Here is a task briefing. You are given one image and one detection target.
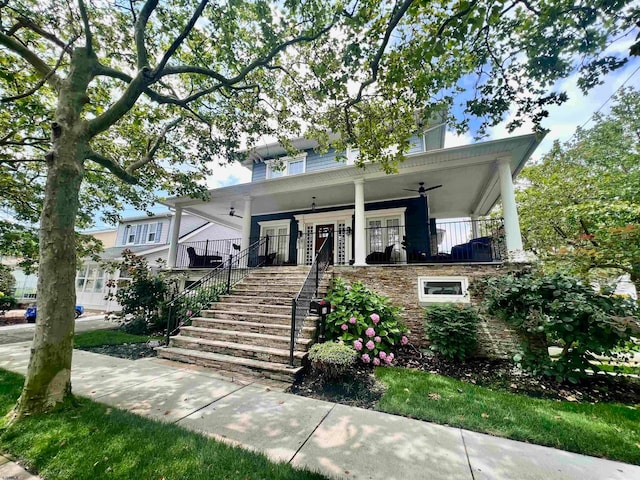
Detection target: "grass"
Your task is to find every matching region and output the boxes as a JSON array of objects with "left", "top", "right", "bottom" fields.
[
  {"left": 0, "top": 369, "right": 326, "bottom": 480},
  {"left": 73, "top": 330, "right": 161, "bottom": 348},
  {"left": 594, "top": 363, "right": 640, "bottom": 375},
  {"left": 375, "top": 367, "right": 640, "bottom": 465}
]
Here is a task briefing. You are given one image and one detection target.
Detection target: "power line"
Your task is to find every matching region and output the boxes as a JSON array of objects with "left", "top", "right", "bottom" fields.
[{"left": 576, "top": 62, "right": 640, "bottom": 131}]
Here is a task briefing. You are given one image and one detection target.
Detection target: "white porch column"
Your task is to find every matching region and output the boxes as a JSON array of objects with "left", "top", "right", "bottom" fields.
[
  {"left": 497, "top": 158, "right": 523, "bottom": 253},
  {"left": 353, "top": 179, "right": 366, "bottom": 266},
  {"left": 167, "top": 205, "right": 182, "bottom": 268},
  {"left": 470, "top": 214, "right": 480, "bottom": 239},
  {"left": 241, "top": 196, "right": 252, "bottom": 251}
]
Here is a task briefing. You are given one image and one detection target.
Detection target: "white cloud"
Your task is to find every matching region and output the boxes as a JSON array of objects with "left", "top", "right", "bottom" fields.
[
  {"left": 444, "top": 130, "right": 474, "bottom": 148},
  {"left": 487, "top": 56, "right": 640, "bottom": 161},
  {"left": 205, "top": 160, "right": 252, "bottom": 189}
]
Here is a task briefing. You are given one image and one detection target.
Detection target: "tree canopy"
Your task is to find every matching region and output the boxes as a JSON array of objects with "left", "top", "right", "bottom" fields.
[
  {"left": 0, "top": 0, "right": 638, "bottom": 416},
  {"left": 517, "top": 87, "right": 640, "bottom": 291}
]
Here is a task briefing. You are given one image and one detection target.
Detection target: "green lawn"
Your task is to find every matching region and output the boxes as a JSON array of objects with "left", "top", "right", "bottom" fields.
[
  {"left": 375, "top": 367, "right": 640, "bottom": 465},
  {"left": 73, "top": 330, "right": 161, "bottom": 348},
  {"left": 594, "top": 363, "right": 640, "bottom": 376},
  {"left": 0, "top": 369, "right": 326, "bottom": 480}
]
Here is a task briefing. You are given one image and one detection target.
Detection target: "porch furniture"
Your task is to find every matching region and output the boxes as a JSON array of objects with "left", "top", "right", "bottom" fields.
[
  {"left": 258, "top": 252, "right": 278, "bottom": 266},
  {"left": 450, "top": 236, "right": 493, "bottom": 261},
  {"left": 366, "top": 244, "right": 395, "bottom": 264},
  {"left": 186, "top": 247, "right": 224, "bottom": 268}
]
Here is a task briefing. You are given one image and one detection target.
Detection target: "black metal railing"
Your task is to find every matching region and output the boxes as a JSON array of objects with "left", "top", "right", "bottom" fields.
[
  {"left": 363, "top": 218, "right": 505, "bottom": 264},
  {"left": 432, "top": 218, "right": 505, "bottom": 262},
  {"left": 289, "top": 233, "right": 333, "bottom": 366},
  {"left": 176, "top": 238, "right": 242, "bottom": 268},
  {"left": 249, "top": 234, "right": 292, "bottom": 266},
  {"left": 164, "top": 237, "right": 268, "bottom": 344}
]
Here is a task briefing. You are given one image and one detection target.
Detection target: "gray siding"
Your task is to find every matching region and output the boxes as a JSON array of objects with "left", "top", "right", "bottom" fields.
[
  {"left": 424, "top": 124, "right": 446, "bottom": 150},
  {"left": 116, "top": 218, "right": 171, "bottom": 246},
  {"left": 306, "top": 148, "right": 344, "bottom": 172}
]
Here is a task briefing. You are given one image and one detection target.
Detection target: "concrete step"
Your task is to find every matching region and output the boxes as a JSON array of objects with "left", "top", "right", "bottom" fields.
[
  {"left": 170, "top": 335, "right": 305, "bottom": 366},
  {"left": 218, "top": 295, "right": 294, "bottom": 305},
  {"left": 212, "top": 302, "right": 293, "bottom": 314},
  {"left": 231, "top": 284, "right": 303, "bottom": 294},
  {"left": 156, "top": 346, "right": 304, "bottom": 382},
  {"left": 190, "top": 317, "right": 317, "bottom": 338},
  {"left": 180, "top": 326, "right": 312, "bottom": 351},
  {"left": 199, "top": 310, "right": 292, "bottom": 325}
]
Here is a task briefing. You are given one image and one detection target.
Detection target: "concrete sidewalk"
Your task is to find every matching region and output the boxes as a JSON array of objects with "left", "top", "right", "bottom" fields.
[
  {"left": 1, "top": 342, "right": 638, "bottom": 480},
  {"left": 0, "top": 315, "right": 113, "bottom": 345}
]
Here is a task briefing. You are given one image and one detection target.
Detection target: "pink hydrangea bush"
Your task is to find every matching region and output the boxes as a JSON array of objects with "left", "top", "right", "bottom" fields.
[{"left": 324, "top": 278, "right": 410, "bottom": 366}]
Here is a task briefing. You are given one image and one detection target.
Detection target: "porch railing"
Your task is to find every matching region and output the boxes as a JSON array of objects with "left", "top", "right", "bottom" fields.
[
  {"left": 289, "top": 233, "right": 333, "bottom": 366},
  {"left": 164, "top": 237, "right": 267, "bottom": 343},
  {"left": 364, "top": 217, "right": 505, "bottom": 263},
  {"left": 176, "top": 238, "right": 242, "bottom": 268}
]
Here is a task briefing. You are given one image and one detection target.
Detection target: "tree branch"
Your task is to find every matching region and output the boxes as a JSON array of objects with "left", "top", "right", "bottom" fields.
[
  {"left": 9, "top": 16, "right": 70, "bottom": 52},
  {"left": 77, "top": 0, "right": 94, "bottom": 54},
  {"left": 85, "top": 149, "right": 139, "bottom": 184},
  {"left": 1, "top": 37, "right": 72, "bottom": 103},
  {"left": 0, "top": 32, "right": 62, "bottom": 92},
  {"left": 135, "top": 0, "right": 160, "bottom": 69},
  {"left": 347, "top": 0, "right": 414, "bottom": 107},
  {"left": 153, "top": 0, "right": 209, "bottom": 78},
  {"left": 127, "top": 118, "right": 181, "bottom": 171}
]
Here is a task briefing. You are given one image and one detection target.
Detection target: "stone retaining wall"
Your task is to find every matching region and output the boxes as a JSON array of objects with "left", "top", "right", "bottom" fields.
[{"left": 332, "top": 263, "right": 527, "bottom": 359}]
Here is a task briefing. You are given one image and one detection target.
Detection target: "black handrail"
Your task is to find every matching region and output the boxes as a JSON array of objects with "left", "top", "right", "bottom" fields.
[
  {"left": 289, "top": 233, "right": 332, "bottom": 366},
  {"left": 164, "top": 237, "right": 268, "bottom": 344}
]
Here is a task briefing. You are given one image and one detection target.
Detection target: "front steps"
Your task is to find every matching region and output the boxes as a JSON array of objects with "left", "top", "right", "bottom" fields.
[{"left": 157, "top": 266, "right": 331, "bottom": 382}]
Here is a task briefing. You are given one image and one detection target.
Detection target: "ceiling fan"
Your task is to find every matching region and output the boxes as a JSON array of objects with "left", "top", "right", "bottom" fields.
[{"left": 403, "top": 182, "right": 442, "bottom": 197}]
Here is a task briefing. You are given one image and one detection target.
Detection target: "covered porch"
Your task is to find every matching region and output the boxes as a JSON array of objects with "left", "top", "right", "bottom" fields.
[{"left": 163, "top": 134, "right": 542, "bottom": 268}]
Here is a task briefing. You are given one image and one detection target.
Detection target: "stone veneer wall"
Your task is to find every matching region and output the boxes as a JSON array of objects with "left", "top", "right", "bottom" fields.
[{"left": 332, "top": 263, "right": 528, "bottom": 359}]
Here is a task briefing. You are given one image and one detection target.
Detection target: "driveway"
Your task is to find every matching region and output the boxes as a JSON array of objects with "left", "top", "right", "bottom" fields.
[{"left": 0, "top": 315, "right": 114, "bottom": 345}]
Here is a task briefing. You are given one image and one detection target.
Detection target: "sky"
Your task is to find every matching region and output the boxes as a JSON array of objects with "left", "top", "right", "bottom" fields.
[{"left": 110, "top": 43, "right": 640, "bottom": 227}]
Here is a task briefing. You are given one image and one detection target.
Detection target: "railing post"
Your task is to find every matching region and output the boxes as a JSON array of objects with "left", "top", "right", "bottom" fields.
[
  {"left": 165, "top": 303, "right": 173, "bottom": 345},
  {"left": 205, "top": 239, "right": 209, "bottom": 257},
  {"left": 289, "top": 299, "right": 296, "bottom": 367},
  {"left": 226, "top": 254, "right": 233, "bottom": 294}
]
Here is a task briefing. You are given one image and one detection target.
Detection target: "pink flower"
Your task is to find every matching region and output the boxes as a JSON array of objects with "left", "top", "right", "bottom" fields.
[
  {"left": 361, "top": 353, "right": 371, "bottom": 363},
  {"left": 366, "top": 340, "right": 375, "bottom": 350},
  {"left": 346, "top": 285, "right": 352, "bottom": 291},
  {"left": 401, "top": 335, "right": 409, "bottom": 345},
  {"left": 341, "top": 323, "right": 348, "bottom": 331},
  {"left": 186, "top": 310, "right": 193, "bottom": 317},
  {"left": 379, "top": 351, "right": 387, "bottom": 360},
  {"left": 385, "top": 353, "right": 394, "bottom": 364},
  {"left": 370, "top": 313, "right": 380, "bottom": 324},
  {"left": 354, "top": 340, "right": 363, "bottom": 351},
  {"left": 365, "top": 327, "right": 375, "bottom": 337},
  {"left": 374, "top": 336, "right": 381, "bottom": 343},
  {"left": 373, "top": 357, "right": 381, "bottom": 366},
  {"left": 358, "top": 338, "right": 363, "bottom": 343},
  {"left": 349, "top": 316, "right": 357, "bottom": 324}
]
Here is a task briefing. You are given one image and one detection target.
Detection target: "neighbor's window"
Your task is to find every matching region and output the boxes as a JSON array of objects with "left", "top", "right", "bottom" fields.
[
  {"left": 418, "top": 276, "right": 470, "bottom": 304},
  {"left": 266, "top": 154, "right": 306, "bottom": 179}
]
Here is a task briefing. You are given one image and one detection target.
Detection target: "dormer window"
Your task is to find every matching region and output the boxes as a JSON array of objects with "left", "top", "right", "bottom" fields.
[{"left": 266, "top": 154, "right": 306, "bottom": 179}]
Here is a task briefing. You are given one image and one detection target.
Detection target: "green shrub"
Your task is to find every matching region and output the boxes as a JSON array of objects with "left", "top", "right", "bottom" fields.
[
  {"left": 308, "top": 341, "right": 358, "bottom": 380},
  {"left": 424, "top": 304, "right": 480, "bottom": 361},
  {"left": 481, "top": 271, "right": 639, "bottom": 382},
  {"left": 325, "top": 278, "right": 409, "bottom": 365}
]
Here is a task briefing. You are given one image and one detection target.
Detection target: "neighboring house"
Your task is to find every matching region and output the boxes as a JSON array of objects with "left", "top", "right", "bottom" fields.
[
  {"left": 162, "top": 122, "right": 543, "bottom": 270},
  {"left": 76, "top": 213, "right": 241, "bottom": 311}
]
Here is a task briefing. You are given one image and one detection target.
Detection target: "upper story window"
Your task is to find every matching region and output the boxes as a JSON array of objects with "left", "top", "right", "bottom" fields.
[
  {"left": 123, "top": 222, "right": 163, "bottom": 245},
  {"left": 266, "top": 154, "right": 306, "bottom": 179}
]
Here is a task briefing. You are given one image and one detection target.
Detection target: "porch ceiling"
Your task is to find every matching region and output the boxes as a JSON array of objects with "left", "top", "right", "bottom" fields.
[{"left": 163, "top": 133, "right": 542, "bottom": 225}]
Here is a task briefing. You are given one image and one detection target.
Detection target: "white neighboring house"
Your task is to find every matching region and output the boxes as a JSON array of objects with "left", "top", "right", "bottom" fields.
[{"left": 76, "top": 212, "right": 241, "bottom": 311}]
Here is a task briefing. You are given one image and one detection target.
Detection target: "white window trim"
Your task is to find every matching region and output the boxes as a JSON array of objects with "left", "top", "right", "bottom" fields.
[
  {"left": 125, "top": 225, "right": 138, "bottom": 245},
  {"left": 266, "top": 153, "right": 307, "bottom": 179},
  {"left": 146, "top": 222, "right": 158, "bottom": 243},
  {"left": 418, "top": 276, "right": 470, "bottom": 304}
]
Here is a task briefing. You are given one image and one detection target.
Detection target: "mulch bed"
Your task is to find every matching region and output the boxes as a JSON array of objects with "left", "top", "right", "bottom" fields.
[
  {"left": 394, "top": 345, "right": 640, "bottom": 405},
  {"left": 290, "top": 364, "right": 386, "bottom": 409},
  {"left": 291, "top": 346, "right": 640, "bottom": 407},
  {"left": 77, "top": 343, "right": 158, "bottom": 360}
]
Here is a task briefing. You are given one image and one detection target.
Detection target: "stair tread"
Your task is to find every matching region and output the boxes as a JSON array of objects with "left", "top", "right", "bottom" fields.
[
  {"left": 157, "top": 346, "right": 304, "bottom": 374},
  {"left": 181, "top": 326, "right": 312, "bottom": 344},
  {"left": 192, "top": 317, "right": 316, "bottom": 331},
  {"left": 203, "top": 309, "right": 292, "bottom": 319},
  {"left": 172, "top": 335, "right": 306, "bottom": 358}
]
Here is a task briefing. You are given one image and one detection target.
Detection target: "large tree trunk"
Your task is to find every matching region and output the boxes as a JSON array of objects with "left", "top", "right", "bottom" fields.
[{"left": 10, "top": 48, "right": 92, "bottom": 420}]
